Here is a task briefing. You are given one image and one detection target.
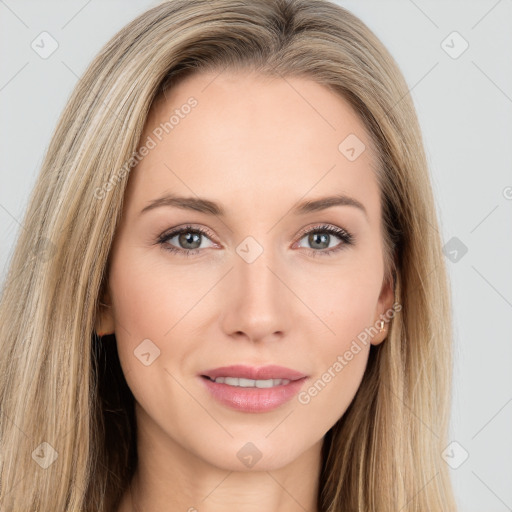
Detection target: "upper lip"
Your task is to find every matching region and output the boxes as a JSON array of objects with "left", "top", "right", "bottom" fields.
[{"left": 201, "top": 364, "right": 307, "bottom": 381}]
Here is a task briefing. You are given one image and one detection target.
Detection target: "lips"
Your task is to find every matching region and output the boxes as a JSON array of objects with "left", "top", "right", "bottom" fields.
[
  {"left": 200, "top": 364, "right": 307, "bottom": 381},
  {"left": 198, "top": 364, "right": 308, "bottom": 413}
]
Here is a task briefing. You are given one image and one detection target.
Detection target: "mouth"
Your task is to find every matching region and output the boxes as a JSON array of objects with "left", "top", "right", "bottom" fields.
[
  {"left": 201, "top": 375, "right": 292, "bottom": 388},
  {"left": 198, "top": 364, "right": 308, "bottom": 413},
  {"left": 200, "top": 364, "right": 307, "bottom": 381}
]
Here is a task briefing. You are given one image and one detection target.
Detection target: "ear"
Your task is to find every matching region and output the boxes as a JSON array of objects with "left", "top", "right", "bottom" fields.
[
  {"left": 94, "top": 286, "right": 115, "bottom": 336},
  {"left": 370, "top": 272, "right": 395, "bottom": 346}
]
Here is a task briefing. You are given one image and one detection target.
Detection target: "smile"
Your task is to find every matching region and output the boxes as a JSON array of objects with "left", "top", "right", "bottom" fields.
[{"left": 204, "top": 376, "right": 291, "bottom": 387}]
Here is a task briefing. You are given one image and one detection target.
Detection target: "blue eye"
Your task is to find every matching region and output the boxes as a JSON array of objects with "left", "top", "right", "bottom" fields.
[
  {"left": 157, "top": 225, "right": 215, "bottom": 256},
  {"left": 157, "top": 223, "right": 354, "bottom": 257},
  {"left": 295, "top": 224, "right": 354, "bottom": 257}
]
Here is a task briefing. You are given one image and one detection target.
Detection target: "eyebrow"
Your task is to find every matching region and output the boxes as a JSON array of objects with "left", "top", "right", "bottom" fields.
[{"left": 139, "top": 192, "right": 367, "bottom": 219}]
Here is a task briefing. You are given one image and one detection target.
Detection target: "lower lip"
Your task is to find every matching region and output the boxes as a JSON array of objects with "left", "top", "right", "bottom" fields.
[{"left": 200, "top": 376, "right": 307, "bottom": 413}]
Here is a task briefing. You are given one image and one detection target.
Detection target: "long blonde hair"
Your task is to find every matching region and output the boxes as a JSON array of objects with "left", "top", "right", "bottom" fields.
[{"left": 0, "top": 1, "right": 456, "bottom": 510}]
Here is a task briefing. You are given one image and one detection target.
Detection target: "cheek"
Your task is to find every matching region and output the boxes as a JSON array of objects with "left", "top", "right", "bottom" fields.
[
  {"left": 290, "top": 256, "right": 382, "bottom": 418},
  {"left": 106, "top": 250, "right": 186, "bottom": 379},
  {"left": 107, "top": 248, "right": 220, "bottom": 392},
  {"left": 294, "top": 278, "right": 376, "bottom": 432},
  {"left": 106, "top": 250, "right": 204, "bottom": 425},
  {"left": 295, "top": 258, "right": 383, "bottom": 342},
  {"left": 108, "top": 248, "right": 208, "bottom": 339}
]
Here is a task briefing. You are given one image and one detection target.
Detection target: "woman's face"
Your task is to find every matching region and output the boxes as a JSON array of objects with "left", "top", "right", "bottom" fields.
[{"left": 97, "top": 70, "right": 394, "bottom": 472}]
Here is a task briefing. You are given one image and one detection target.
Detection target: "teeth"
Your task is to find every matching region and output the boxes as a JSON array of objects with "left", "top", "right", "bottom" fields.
[{"left": 211, "top": 377, "right": 291, "bottom": 387}]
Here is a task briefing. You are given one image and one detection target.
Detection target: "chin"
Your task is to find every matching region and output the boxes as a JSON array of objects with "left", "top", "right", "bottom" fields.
[{"left": 192, "top": 434, "right": 312, "bottom": 473}]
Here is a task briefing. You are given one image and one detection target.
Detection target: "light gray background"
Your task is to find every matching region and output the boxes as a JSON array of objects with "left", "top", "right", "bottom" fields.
[{"left": 1, "top": 1, "right": 511, "bottom": 510}]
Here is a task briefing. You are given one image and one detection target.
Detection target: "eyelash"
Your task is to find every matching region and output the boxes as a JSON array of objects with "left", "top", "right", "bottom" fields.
[{"left": 156, "top": 223, "right": 354, "bottom": 258}]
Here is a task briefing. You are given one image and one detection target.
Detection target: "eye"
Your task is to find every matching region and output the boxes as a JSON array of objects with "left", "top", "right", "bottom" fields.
[
  {"left": 156, "top": 223, "right": 354, "bottom": 257},
  {"left": 157, "top": 225, "right": 216, "bottom": 256},
  {"left": 295, "top": 224, "right": 354, "bottom": 256}
]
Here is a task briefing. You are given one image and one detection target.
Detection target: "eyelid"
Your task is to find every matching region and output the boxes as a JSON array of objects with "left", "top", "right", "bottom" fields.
[
  {"left": 294, "top": 222, "right": 351, "bottom": 241},
  {"left": 156, "top": 224, "right": 219, "bottom": 248}
]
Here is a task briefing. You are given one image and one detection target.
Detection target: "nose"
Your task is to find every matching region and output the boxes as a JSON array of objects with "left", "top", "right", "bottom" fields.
[{"left": 219, "top": 242, "right": 293, "bottom": 344}]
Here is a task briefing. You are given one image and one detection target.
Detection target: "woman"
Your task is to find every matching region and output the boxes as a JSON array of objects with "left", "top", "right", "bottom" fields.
[{"left": 0, "top": 0, "right": 457, "bottom": 510}]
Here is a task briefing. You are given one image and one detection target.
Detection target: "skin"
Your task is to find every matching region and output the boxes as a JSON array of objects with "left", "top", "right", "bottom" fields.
[{"left": 96, "top": 70, "right": 394, "bottom": 512}]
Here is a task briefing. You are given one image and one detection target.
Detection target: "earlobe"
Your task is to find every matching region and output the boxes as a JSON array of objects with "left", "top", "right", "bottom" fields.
[
  {"left": 370, "top": 274, "right": 395, "bottom": 346},
  {"left": 371, "top": 317, "right": 388, "bottom": 346}
]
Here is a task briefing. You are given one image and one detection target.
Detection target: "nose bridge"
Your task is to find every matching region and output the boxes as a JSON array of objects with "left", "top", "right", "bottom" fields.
[
  {"left": 237, "top": 235, "right": 283, "bottom": 308},
  {"left": 222, "top": 235, "right": 289, "bottom": 341}
]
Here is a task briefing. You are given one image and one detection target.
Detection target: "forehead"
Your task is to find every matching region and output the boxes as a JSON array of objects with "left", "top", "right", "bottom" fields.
[{"left": 124, "top": 70, "right": 381, "bottom": 223}]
